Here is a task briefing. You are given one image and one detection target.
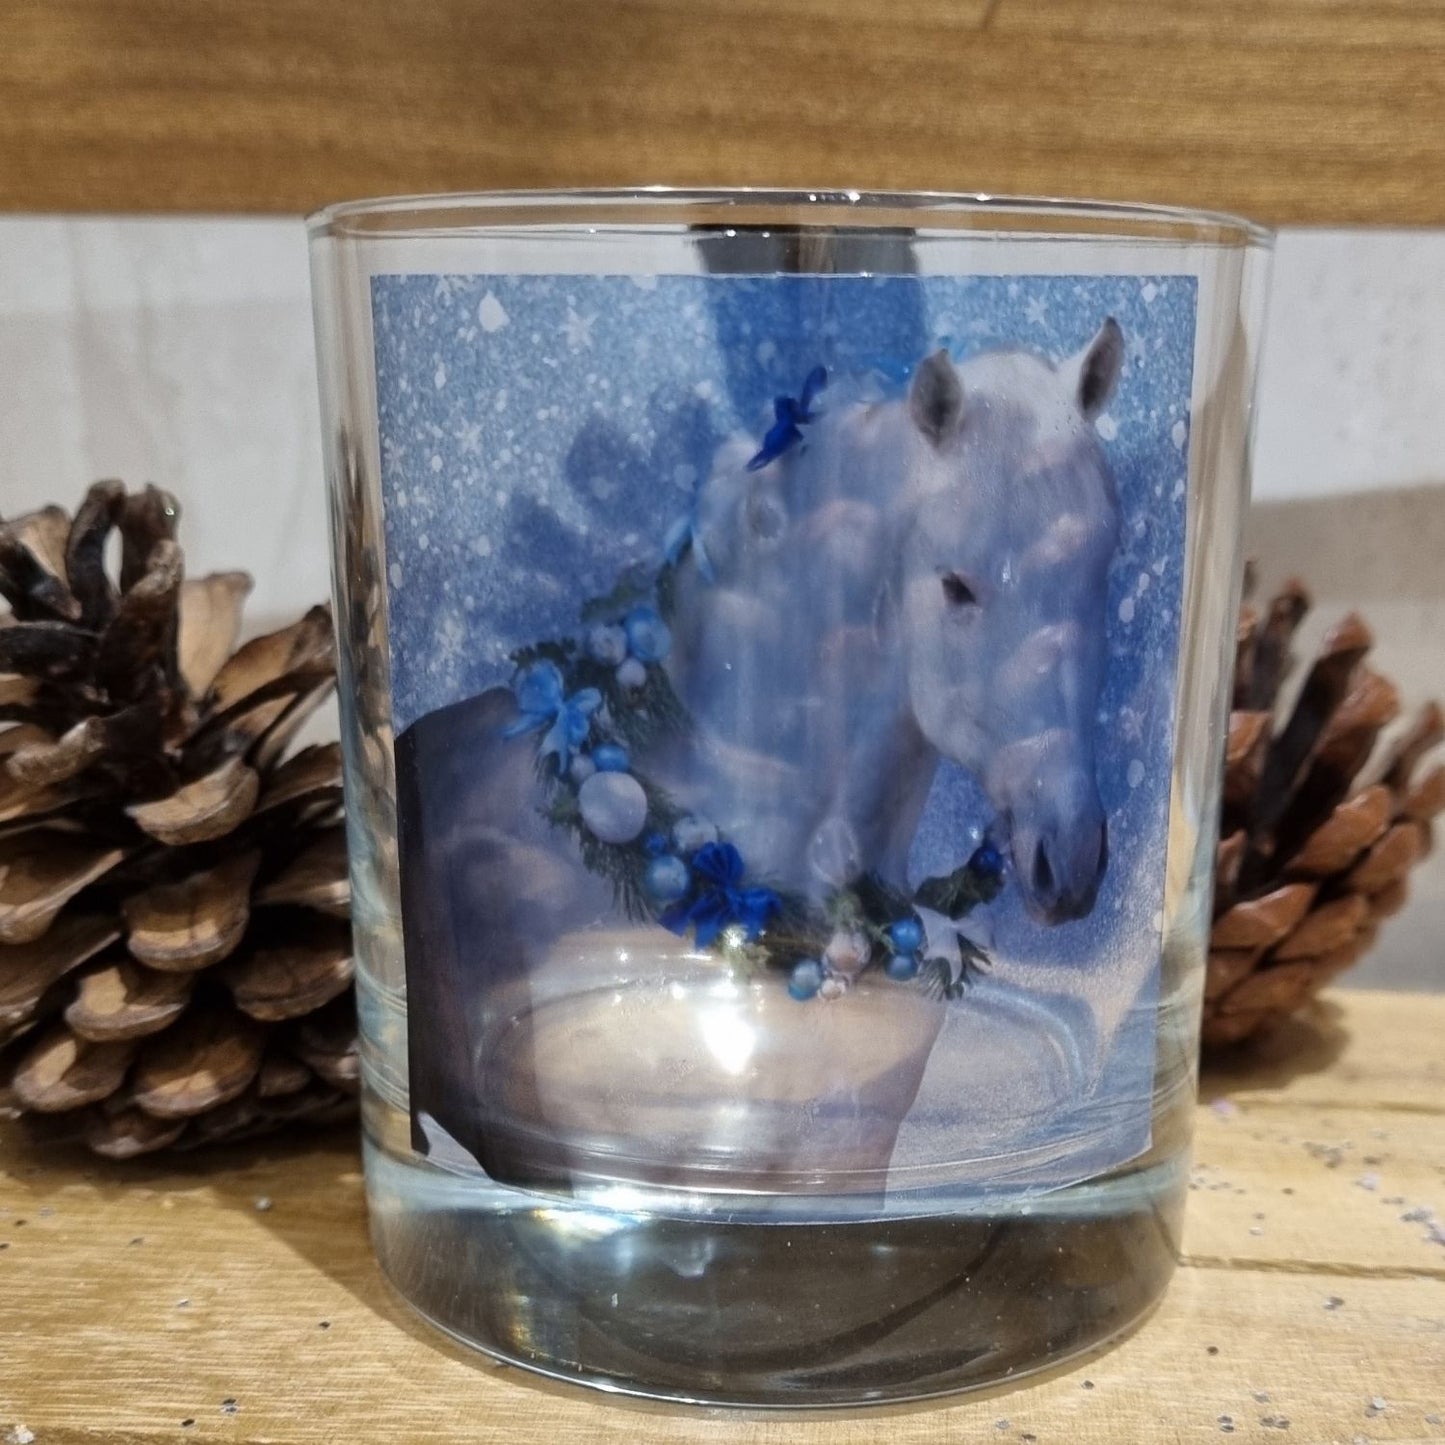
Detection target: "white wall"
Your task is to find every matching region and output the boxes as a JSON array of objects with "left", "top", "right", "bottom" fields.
[
  {"left": 2, "top": 219, "right": 1443, "bottom": 622},
  {"left": 0, "top": 219, "right": 325, "bottom": 635},
  {"left": 1, "top": 218, "right": 1441, "bottom": 988}
]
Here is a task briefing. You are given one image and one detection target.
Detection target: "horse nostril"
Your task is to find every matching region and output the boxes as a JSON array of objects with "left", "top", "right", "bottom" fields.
[{"left": 1032, "top": 840, "right": 1055, "bottom": 900}]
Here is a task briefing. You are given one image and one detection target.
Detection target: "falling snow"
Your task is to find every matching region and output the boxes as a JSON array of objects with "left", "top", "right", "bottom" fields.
[{"left": 370, "top": 269, "right": 1198, "bottom": 1077}]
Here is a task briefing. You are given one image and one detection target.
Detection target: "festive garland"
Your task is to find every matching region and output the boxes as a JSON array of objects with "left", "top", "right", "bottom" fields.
[{"left": 502, "top": 367, "right": 1005, "bottom": 1002}]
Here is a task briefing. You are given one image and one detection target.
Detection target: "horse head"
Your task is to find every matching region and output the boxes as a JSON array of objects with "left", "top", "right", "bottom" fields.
[{"left": 894, "top": 320, "right": 1125, "bottom": 923}]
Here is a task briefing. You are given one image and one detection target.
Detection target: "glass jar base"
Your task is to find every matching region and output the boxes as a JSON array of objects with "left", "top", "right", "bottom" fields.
[{"left": 364, "top": 1136, "right": 1183, "bottom": 1408}]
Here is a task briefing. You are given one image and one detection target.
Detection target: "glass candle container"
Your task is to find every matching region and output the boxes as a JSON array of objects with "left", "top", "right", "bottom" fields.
[{"left": 310, "top": 190, "right": 1271, "bottom": 1407}]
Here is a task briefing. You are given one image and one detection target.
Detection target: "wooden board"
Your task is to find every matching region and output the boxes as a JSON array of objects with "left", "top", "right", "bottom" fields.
[
  {"left": 2, "top": 0, "right": 1444, "bottom": 221},
  {"left": 1, "top": 988, "right": 1443, "bottom": 1442}
]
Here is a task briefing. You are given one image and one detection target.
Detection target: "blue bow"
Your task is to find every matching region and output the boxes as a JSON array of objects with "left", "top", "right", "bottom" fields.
[
  {"left": 747, "top": 365, "right": 827, "bottom": 472},
  {"left": 502, "top": 660, "right": 601, "bottom": 772},
  {"left": 663, "top": 511, "right": 717, "bottom": 583},
  {"left": 659, "top": 841, "right": 782, "bottom": 948}
]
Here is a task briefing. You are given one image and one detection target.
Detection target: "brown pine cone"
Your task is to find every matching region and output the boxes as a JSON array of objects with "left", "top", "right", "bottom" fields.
[
  {"left": 0, "top": 482, "right": 357, "bottom": 1156},
  {"left": 1203, "top": 573, "right": 1444, "bottom": 1048}
]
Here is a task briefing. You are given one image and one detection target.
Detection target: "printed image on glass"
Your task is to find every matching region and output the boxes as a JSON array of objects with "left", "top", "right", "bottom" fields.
[{"left": 372, "top": 272, "right": 1198, "bottom": 1197}]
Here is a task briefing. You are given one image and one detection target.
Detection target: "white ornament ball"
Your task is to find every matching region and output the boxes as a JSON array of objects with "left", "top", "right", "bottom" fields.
[
  {"left": 818, "top": 974, "right": 850, "bottom": 1002},
  {"left": 615, "top": 657, "right": 647, "bottom": 691},
  {"left": 823, "top": 929, "right": 870, "bottom": 980},
  {"left": 578, "top": 771, "right": 648, "bottom": 844},
  {"left": 585, "top": 623, "right": 628, "bottom": 666},
  {"left": 672, "top": 814, "right": 718, "bottom": 854}
]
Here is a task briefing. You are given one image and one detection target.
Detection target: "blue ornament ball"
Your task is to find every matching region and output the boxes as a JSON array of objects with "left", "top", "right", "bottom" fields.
[
  {"left": 643, "top": 854, "right": 690, "bottom": 905},
  {"left": 886, "top": 916, "right": 924, "bottom": 955},
  {"left": 591, "top": 742, "right": 631, "bottom": 773},
  {"left": 971, "top": 840, "right": 1005, "bottom": 881},
  {"left": 885, "top": 952, "right": 920, "bottom": 981},
  {"left": 624, "top": 606, "right": 672, "bottom": 663},
  {"left": 788, "top": 959, "right": 825, "bottom": 1001},
  {"left": 585, "top": 623, "right": 628, "bottom": 666}
]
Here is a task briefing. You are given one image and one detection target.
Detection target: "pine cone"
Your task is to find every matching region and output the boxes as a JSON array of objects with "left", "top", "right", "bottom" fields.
[
  {"left": 1204, "top": 572, "right": 1445, "bottom": 1049},
  {"left": 0, "top": 482, "right": 357, "bottom": 1156}
]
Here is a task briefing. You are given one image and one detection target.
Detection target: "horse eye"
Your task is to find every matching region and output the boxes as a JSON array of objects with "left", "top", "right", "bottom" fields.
[{"left": 940, "top": 572, "right": 978, "bottom": 607}]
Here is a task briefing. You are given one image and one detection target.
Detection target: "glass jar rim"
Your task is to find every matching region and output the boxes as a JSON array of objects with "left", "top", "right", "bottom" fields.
[{"left": 308, "top": 186, "right": 1274, "bottom": 249}]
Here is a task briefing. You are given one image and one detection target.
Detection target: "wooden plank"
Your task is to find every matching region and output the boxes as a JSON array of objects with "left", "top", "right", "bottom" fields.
[
  {"left": 996, "top": 0, "right": 1445, "bottom": 48},
  {"left": 0, "top": 1180, "right": 1441, "bottom": 1442},
  {"left": 1184, "top": 1103, "right": 1445, "bottom": 1274},
  {"left": 1201, "top": 990, "right": 1445, "bottom": 1111},
  {"left": 1, "top": 0, "right": 1444, "bottom": 221},
  {"left": 0, "top": 988, "right": 1441, "bottom": 1441}
]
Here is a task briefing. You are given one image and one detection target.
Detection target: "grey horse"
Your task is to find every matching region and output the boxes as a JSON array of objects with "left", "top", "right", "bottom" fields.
[{"left": 395, "top": 320, "right": 1125, "bottom": 1184}]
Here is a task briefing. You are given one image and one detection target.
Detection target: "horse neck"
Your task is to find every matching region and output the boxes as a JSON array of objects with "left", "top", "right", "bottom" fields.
[{"left": 660, "top": 396, "right": 937, "bottom": 889}]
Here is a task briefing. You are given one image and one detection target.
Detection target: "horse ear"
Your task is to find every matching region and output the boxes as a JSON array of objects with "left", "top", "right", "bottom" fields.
[
  {"left": 1071, "top": 317, "right": 1125, "bottom": 419},
  {"left": 909, "top": 350, "right": 965, "bottom": 446}
]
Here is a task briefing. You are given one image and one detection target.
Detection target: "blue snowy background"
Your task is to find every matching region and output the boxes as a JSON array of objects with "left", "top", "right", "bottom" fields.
[{"left": 371, "top": 271, "right": 1197, "bottom": 997}]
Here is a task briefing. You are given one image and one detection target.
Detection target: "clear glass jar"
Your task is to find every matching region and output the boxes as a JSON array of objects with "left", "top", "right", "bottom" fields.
[{"left": 309, "top": 190, "right": 1272, "bottom": 1407}]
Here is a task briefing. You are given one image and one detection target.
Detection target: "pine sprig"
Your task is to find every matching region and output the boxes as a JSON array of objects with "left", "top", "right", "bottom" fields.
[
  {"left": 915, "top": 854, "right": 1005, "bottom": 919},
  {"left": 511, "top": 638, "right": 577, "bottom": 672},
  {"left": 655, "top": 558, "right": 681, "bottom": 624},
  {"left": 607, "top": 665, "right": 689, "bottom": 749}
]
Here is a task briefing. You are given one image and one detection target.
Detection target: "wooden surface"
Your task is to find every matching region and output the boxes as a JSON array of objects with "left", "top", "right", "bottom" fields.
[
  {"left": 1, "top": 989, "right": 1443, "bottom": 1442},
  {"left": 2, "top": 1, "right": 1445, "bottom": 222}
]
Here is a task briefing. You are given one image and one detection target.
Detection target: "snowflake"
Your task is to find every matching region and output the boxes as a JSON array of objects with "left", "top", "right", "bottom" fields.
[
  {"left": 562, "top": 307, "right": 596, "bottom": 349},
  {"left": 478, "top": 292, "right": 509, "bottom": 332},
  {"left": 455, "top": 420, "right": 483, "bottom": 455},
  {"left": 1119, "top": 706, "right": 1145, "bottom": 743},
  {"left": 1023, "top": 296, "right": 1049, "bottom": 328},
  {"left": 436, "top": 611, "right": 467, "bottom": 669}
]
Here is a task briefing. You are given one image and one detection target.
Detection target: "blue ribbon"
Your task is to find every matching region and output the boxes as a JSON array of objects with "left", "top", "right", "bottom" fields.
[
  {"left": 663, "top": 511, "right": 717, "bottom": 583},
  {"left": 747, "top": 365, "right": 827, "bottom": 472},
  {"left": 502, "top": 660, "right": 601, "bottom": 772},
  {"left": 659, "top": 841, "right": 782, "bottom": 948}
]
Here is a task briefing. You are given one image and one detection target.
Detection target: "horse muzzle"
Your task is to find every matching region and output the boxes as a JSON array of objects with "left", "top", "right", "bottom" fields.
[{"left": 1015, "top": 814, "right": 1108, "bottom": 925}]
